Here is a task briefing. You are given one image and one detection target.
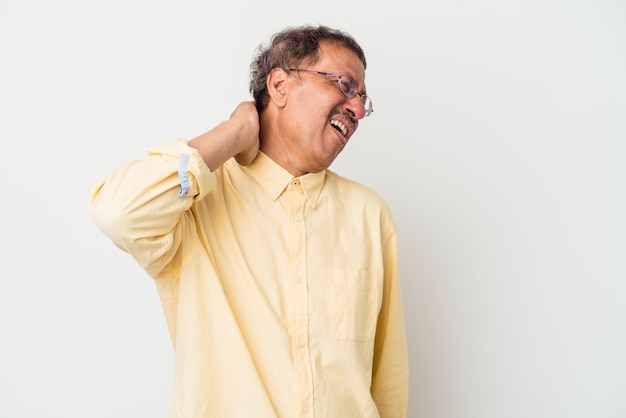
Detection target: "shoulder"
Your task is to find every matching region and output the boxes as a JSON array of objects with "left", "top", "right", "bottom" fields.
[
  {"left": 325, "top": 170, "right": 397, "bottom": 245},
  {"left": 325, "top": 170, "right": 395, "bottom": 225}
]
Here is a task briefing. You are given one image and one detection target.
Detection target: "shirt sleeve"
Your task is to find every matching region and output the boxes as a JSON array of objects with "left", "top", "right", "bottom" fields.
[
  {"left": 371, "top": 231, "right": 410, "bottom": 418},
  {"left": 88, "top": 139, "right": 216, "bottom": 277}
]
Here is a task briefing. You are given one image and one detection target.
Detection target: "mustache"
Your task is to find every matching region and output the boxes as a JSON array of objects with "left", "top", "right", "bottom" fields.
[{"left": 329, "top": 109, "right": 357, "bottom": 128}]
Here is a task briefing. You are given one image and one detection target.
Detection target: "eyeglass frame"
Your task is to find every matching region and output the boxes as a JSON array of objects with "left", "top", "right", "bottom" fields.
[{"left": 287, "top": 68, "right": 374, "bottom": 117}]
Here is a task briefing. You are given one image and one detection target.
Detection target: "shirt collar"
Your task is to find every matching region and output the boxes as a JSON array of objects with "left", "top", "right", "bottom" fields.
[{"left": 245, "top": 151, "right": 325, "bottom": 207}]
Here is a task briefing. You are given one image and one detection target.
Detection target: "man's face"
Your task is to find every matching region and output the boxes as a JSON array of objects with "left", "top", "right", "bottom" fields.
[{"left": 281, "top": 41, "right": 368, "bottom": 174}]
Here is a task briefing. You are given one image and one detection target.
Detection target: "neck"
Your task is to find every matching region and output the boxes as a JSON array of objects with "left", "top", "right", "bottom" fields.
[{"left": 259, "top": 111, "right": 308, "bottom": 177}]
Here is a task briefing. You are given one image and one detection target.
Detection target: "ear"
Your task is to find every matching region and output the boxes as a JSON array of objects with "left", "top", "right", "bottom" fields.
[{"left": 266, "top": 67, "right": 289, "bottom": 108}]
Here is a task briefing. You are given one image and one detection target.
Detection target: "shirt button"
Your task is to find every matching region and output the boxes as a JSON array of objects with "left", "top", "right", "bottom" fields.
[
  {"left": 302, "top": 405, "right": 309, "bottom": 413},
  {"left": 298, "top": 339, "right": 305, "bottom": 348},
  {"left": 294, "top": 215, "right": 301, "bottom": 222},
  {"left": 295, "top": 276, "right": 302, "bottom": 283}
]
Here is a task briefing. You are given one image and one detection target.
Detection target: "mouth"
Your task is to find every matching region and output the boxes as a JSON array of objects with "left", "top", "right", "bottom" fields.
[
  {"left": 329, "top": 111, "right": 357, "bottom": 141},
  {"left": 330, "top": 119, "right": 348, "bottom": 137}
]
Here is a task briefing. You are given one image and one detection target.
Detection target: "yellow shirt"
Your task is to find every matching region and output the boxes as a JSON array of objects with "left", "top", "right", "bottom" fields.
[{"left": 89, "top": 139, "right": 408, "bottom": 418}]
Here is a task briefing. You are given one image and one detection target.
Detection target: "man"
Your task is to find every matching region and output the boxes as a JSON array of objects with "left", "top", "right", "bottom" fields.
[{"left": 90, "top": 24, "right": 408, "bottom": 417}]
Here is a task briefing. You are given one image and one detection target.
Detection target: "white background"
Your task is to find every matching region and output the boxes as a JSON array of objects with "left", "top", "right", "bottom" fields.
[{"left": 1, "top": 0, "right": 624, "bottom": 417}]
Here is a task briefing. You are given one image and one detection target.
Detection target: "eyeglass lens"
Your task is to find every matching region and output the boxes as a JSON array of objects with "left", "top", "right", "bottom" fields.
[{"left": 339, "top": 76, "right": 372, "bottom": 115}]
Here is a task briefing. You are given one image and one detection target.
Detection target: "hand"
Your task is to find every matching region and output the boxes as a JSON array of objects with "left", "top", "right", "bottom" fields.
[
  {"left": 229, "top": 101, "right": 260, "bottom": 166},
  {"left": 188, "top": 101, "right": 260, "bottom": 171}
]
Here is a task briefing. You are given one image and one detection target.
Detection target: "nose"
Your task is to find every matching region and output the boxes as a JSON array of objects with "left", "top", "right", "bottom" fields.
[{"left": 345, "top": 95, "right": 366, "bottom": 120}]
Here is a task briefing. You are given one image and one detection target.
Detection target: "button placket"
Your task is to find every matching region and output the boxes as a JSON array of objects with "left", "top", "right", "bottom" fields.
[{"left": 284, "top": 179, "right": 314, "bottom": 416}]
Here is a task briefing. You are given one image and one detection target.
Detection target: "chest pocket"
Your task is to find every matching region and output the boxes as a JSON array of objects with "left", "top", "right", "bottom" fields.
[{"left": 329, "top": 269, "right": 381, "bottom": 341}]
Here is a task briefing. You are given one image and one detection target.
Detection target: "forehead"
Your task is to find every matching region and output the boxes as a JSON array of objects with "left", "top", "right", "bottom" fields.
[{"left": 316, "top": 40, "right": 366, "bottom": 82}]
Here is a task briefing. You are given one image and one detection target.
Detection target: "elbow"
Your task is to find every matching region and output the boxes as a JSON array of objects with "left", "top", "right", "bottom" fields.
[{"left": 89, "top": 184, "right": 136, "bottom": 251}]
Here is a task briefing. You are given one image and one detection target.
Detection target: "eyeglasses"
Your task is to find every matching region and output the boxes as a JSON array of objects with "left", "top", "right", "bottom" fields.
[{"left": 288, "top": 68, "right": 374, "bottom": 117}]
